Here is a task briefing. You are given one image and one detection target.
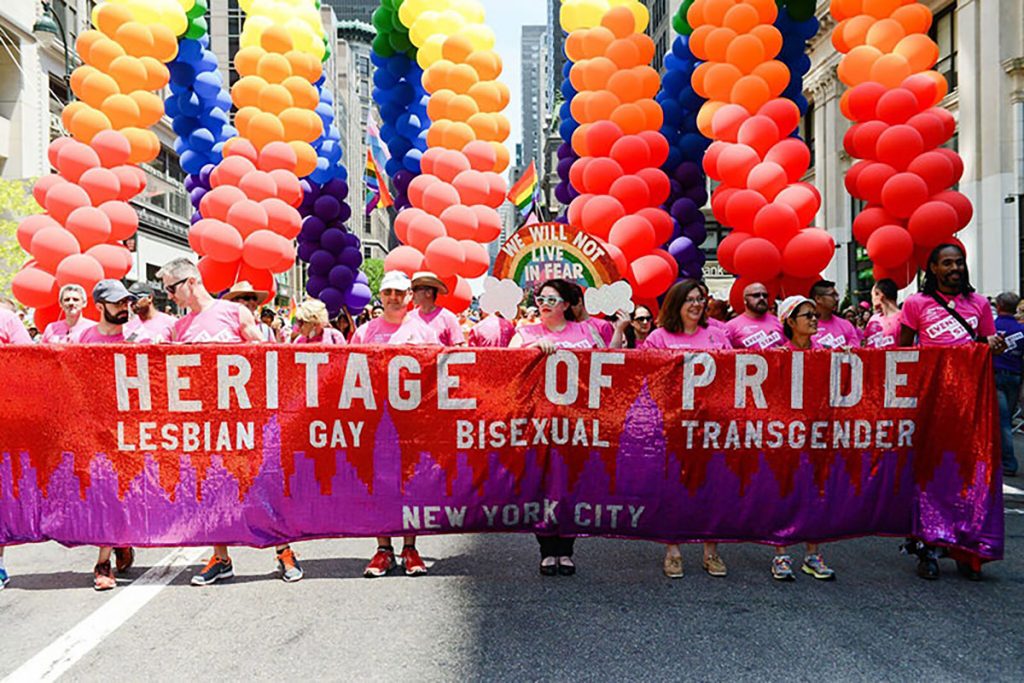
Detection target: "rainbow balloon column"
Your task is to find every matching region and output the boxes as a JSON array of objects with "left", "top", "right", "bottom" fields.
[
  {"left": 167, "top": 36, "right": 234, "bottom": 177},
  {"left": 562, "top": 5, "right": 682, "bottom": 300},
  {"left": 554, "top": 54, "right": 581, "bottom": 221},
  {"left": 830, "top": 0, "right": 970, "bottom": 288},
  {"left": 658, "top": 0, "right": 711, "bottom": 280},
  {"left": 381, "top": 0, "right": 511, "bottom": 313},
  {"left": 774, "top": 1, "right": 818, "bottom": 115},
  {"left": 11, "top": 0, "right": 189, "bottom": 330},
  {"left": 370, "top": 4, "right": 431, "bottom": 210},
  {"left": 687, "top": 0, "right": 832, "bottom": 311}
]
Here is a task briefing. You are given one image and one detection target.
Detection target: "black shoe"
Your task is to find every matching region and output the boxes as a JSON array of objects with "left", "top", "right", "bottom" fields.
[
  {"left": 956, "top": 560, "right": 983, "bottom": 581},
  {"left": 539, "top": 557, "right": 557, "bottom": 576},
  {"left": 557, "top": 556, "right": 576, "bottom": 576},
  {"left": 1004, "top": 469, "right": 1017, "bottom": 478},
  {"left": 917, "top": 556, "right": 939, "bottom": 580}
]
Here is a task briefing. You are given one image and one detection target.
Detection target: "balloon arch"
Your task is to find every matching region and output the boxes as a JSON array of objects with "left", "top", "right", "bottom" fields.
[{"left": 12, "top": 0, "right": 970, "bottom": 325}]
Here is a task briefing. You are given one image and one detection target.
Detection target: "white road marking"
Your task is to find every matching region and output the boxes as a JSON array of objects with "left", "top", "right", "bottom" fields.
[
  {"left": 1004, "top": 483, "right": 1024, "bottom": 496},
  {"left": 2, "top": 547, "right": 204, "bottom": 683}
]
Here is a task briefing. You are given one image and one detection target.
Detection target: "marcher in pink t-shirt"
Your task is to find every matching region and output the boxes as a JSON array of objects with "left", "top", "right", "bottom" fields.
[
  {"left": 173, "top": 299, "right": 247, "bottom": 343},
  {"left": 0, "top": 308, "right": 31, "bottom": 344},
  {"left": 351, "top": 315, "right": 439, "bottom": 345},
  {"left": 408, "top": 271, "right": 465, "bottom": 346},
  {"left": 293, "top": 298, "right": 347, "bottom": 345},
  {"left": 467, "top": 313, "right": 515, "bottom": 347},
  {"left": 642, "top": 325, "right": 730, "bottom": 350},
  {"left": 810, "top": 280, "right": 859, "bottom": 348},
  {"left": 122, "top": 282, "right": 175, "bottom": 343},
  {"left": 564, "top": 281, "right": 614, "bottom": 346},
  {"left": 863, "top": 278, "right": 901, "bottom": 349},
  {"left": 42, "top": 284, "right": 95, "bottom": 343},
  {"left": 724, "top": 282, "right": 784, "bottom": 349},
  {"left": 900, "top": 292, "right": 995, "bottom": 346}
]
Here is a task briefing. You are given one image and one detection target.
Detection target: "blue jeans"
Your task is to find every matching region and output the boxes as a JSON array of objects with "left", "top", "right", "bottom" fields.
[{"left": 995, "top": 370, "right": 1021, "bottom": 474}]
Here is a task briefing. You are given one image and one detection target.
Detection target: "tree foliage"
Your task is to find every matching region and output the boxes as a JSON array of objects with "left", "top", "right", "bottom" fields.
[
  {"left": 361, "top": 257, "right": 384, "bottom": 295},
  {"left": 0, "top": 179, "right": 40, "bottom": 300}
]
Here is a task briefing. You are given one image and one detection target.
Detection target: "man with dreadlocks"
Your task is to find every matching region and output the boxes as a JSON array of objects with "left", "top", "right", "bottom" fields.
[{"left": 899, "top": 243, "right": 1007, "bottom": 581}]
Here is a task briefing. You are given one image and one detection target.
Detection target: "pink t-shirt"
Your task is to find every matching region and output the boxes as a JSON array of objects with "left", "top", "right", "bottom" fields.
[
  {"left": 517, "top": 321, "right": 601, "bottom": 349},
  {"left": 408, "top": 307, "right": 465, "bottom": 346},
  {"left": 123, "top": 311, "right": 176, "bottom": 343},
  {"left": 813, "top": 314, "right": 861, "bottom": 348},
  {"left": 724, "top": 313, "right": 784, "bottom": 350},
  {"left": 41, "top": 317, "right": 96, "bottom": 344},
  {"left": 468, "top": 315, "right": 515, "bottom": 348},
  {"left": 294, "top": 327, "right": 347, "bottom": 345},
  {"left": 173, "top": 300, "right": 245, "bottom": 343},
  {"left": 707, "top": 317, "right": 728, "bottom": 333},
  {"left": 863, "top": 312, "right": 901, "bottom": 349},
  {"left": 586, "top": 317, "right": 615, "bottom": 346},
  {"left": 0, "top": 309, "right": 31, "bottom": 344},
  {"left": 351, "top": 315, "right": 440, "bottom": 345},
  {"left": 900, "top": 291, "right": 996, "bottom": 346},
  {"left": 783, "top": 338, "right": 825, "bottom": 350},
  {"left": 641, "top": 326, "right": 730, "bottom": 350},
  {"left": 79, "top": 326, "right": 127, "bottom": 344}
]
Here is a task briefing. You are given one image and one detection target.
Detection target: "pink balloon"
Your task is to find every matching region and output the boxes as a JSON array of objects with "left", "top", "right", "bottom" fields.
[
  {"left": 422, "top": 181, "right": 461, "bottom": 217},
  {"left": 78, "top": 167, "right": 122, "bottom": 206},
  {"left": 44, "top": 183, "right": 91, "bottom": 224},
  {"left": 55, "top": 140, "right": 100, "bottom": 183},
  {"left": 407, "top": 212, "right": 446, "bottom": 251},
  {"left": 200, "top": 185, "right": 247, "bottom": 222},
  {"left": 408, "top": 174, "right": 439, "bottom": 207},
  {"left": 782, "top": 228, "right": 834, "bottom": 278},
  {"left": 867, "top": 224, "right": 915, "bottom": 268},
  {"left": 65, "top": 206, "right": 112, "bottom": 250},
  {"left": 733, "top": 237, "right": 782, "bottom": 282},
  {"left": 199, "top": 219, "right": 244, "bottom": 263},
  {"left": 98, "top": 200, "right": 139, "bottom": 241},
  {"left": 482, "top": 172, "right": 507, "bottom": 208},
  {"left": 608, "top": 215, "right": 656, "bottom": 261},
  {"left": 440, "top": 204, "right": 479, "bottom": 240},
  {"left": 16, "top": 214, "right": 61, "bottom": 252},
  {"left": 242, "top": 230, "right": 289, "bottom": 269},
  {"left": 423, "top": 236, "right": 466, "bottom": 278},
  {"left": 452, "top": 170, "right": 489, "bottom": 206},
  {"left": 384, "top": 245, "right": 425, "bottom": 276},
  {"left": 32, "top": 175, "right": 67, "bottom": 208},
  {"left": 459, "top": 240, "right": 490, "bottom": 278},
  {"left": 260, "top": 197, "right": 302, "bottom": 239},
  {"left": 472, "top": 205, "right": 503, "bottom": 242},
  {"left": 395, "top": 207, "right": 428, "bottom": 244}
]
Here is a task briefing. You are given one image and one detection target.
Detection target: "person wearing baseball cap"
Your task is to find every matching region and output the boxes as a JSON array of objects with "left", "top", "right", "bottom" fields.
[
  {"left": 351, "top": 271, "right": 438, "bottom": 577},
  {"left": 408, "top": 271, "right": 465, "bottom": 346},
  {"left": 123, "top": 282, "right": 176, "bottom": 343}
]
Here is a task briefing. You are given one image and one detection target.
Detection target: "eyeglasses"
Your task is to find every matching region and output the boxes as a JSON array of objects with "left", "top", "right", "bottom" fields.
[
  {"left": 536, "top": 295, "right": 563, "bottom": 306},
  {"left": 633, "top": 315, "right": 652, "bottom": 323},
  {"left": 684, "top": 297, "right": 707, "bottom": 305},
  {"left": 794, "top": 312, "right": 821, "bottom": 320},
  {"left": 380, "top": 289, "right": 405, "bottom": 297},
  {"left": 166, "top": 278, "right": 189, "bottom": 296},
  {"left": 745, "top": 292, "right": 769, "bottom": 300}
]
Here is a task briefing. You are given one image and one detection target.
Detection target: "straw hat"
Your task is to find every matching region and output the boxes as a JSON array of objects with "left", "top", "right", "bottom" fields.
[{"left": 222, "top": 281, "right": 270, "bottom": 302}]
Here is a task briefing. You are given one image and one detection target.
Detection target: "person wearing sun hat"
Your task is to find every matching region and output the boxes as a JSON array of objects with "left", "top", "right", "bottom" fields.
[
  {"left": 222, "top": 281, "right": 274, "bottom": 340},
  {"left": 407, "top": 271, "right": 466, "bottom": 346}
]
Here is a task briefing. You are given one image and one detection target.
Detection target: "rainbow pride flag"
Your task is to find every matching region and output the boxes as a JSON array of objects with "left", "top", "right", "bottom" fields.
[
  {"left": 364, "top": 148, "right": 393, "bottom": 214},
  {"left": 507, "top": 161, "right": 538, "bottom": 215}
]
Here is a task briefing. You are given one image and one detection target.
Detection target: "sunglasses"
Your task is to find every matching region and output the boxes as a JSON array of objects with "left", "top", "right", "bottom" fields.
[
  {"left": 745, "top": 292, "right": 769, "bottom": 300},
  {"left": 633, "top": 315, "right": 652, "bottom": 323},
  {"left": 237, "top": 295, "right": 260, "bottom": 303},
  {"left": 536, "top": 295, "right": 563, "bottom": 306},
  {"left": 794, "top": 312, "right": 821, "bottom": 320},
  {"left": 380, "top": 289, "right": 406, "bottom": 297},
  {"left": 166, "top": 278, "right": 189, "bottom": 296},
  {"left": 411, "top": 285, "right": 435, "bottom": 293}
]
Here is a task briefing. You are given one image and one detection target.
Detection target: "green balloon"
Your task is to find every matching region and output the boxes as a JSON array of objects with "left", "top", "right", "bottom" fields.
[
  {"left": 786, "top": 0, "right": 816, "bottom": 22},
  {"left": 391, "top": 11, "right": 407, "bottom": 32},
  {"left": 390, "top": 30, "right": 412, "bottom": 52},
  {"left": 373, "top": 34, "right": 396, "bottom": 58},
  {"left": 372, "top": 8, "right": 393, "bottom": 32},
  {"left": 184, "top": 17, "right": 208, "bottom": 40}
]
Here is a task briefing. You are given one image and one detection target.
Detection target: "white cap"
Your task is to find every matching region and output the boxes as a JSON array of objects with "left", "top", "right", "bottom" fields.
[
  {"left": 778, "top": 295, "right": 815, "bottom": 323},
  {"left": 379, "top": 271, "right": 412, "bottom": 292}
]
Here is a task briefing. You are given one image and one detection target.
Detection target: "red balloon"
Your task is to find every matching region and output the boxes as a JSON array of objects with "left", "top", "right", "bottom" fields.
[
  {"left": 907, "top": 200, "right": 959, "bottom": 247},
  {"left": 638, "top": 131, "right": 669, "bottom": 167},
  {"left": 78, "top": 167, "right": 121, "bottom": 206},
  {"left": 873, "top": 261, "right": 916, "bottom": 290},
  {"left": 452, "top": 170, "right": 489, "bottom": 205},
  {"left": 395, "top": 207, "right": 427, "bottom": 244},
  {"left": 867, "top": 224, "right": 915, "bottom": 268},
  {"left": 875, "top": 88, "right": 920, "bottom": 125},
  {"left": 407, "top": 212, "right": 446, "bottom": 251},
  {"left": 472, "top": 205, "right": 503, "bottom": 242},
  {"left": 47, "top": 137, "right": 73, "bottom": 170},
  {"left": 728, "top": 277, "right": 753, "bottom": 314},
  {"left": 462, "top": 141, "right": 498, "bottom": 172},
  {"left": 844, "top": 159, "right": 871, "bottom": 198},
  {"left": 44, "top": 183, "right": 91, "bottom": 224},
  {"left": 603, "top": 240, "right": 628, "bottom": 277},
  {"left": 90, "top": 130, "right": 132, "bottom": 168},
  {"left": 609, "top": 175, "right": 651, "bottom": 214},
  {"left": 724, "top": 189, "right": 767, "bottom": 232},
  {"left": 737, "top": 115, "right": 780, "bottom": 157},
  {"left": 236, "top": 262, "right": 275, "bottom": 300},
  {"left": 764, "top": 137, "right": 810, "bottom": 183},
  {"left": 928, "top": 106, "right": 957, "bottom": 139},
  {"left": 17, "top": 214, "right": 60, "bottom": 252},
  {"left": 710, "top": 104, "right": 750, "bottom": 142},
  {"left": 569, "top": 157, "right": 590, "bottom": 195},
  {"left": 210, "top": 156, "right": 257, "bottom": 188},
  {"left": 733, "top": 237, "right": 782, "bottom": 282},
  {"left": 933, "top": 190, "right": 973, "bottom": 229},
  {"left": 424, "top": 236, "right": 466, "bottom": 278},
  {"left": 483, "top": 172, "right": 507, "bottom": 208},
  {"left": 434, "top": 150, "right": 471, "bottom": 183},
  {"left": 85, "top": 243, "right": 131, "bottom": 279},
  {"left": 197, "top": 256, "right": 240, "bottom": 293},
  {"left": 846, "top": 82, "right": 887, "bottom": 122},
  {"left": 774, "top": 184, "right": 819, "bottom": 226},
  {"left": 256, "top": 141, "right": 298, "bottom": 172},
  {"left": 582, "top": 158, "right": 625, "bottom": 194},
  {"left": 636, "top": 207, "right": 674, "bottom": 245},
  {"left": 200, "top": 185, "right": 246, "bottom": 221},
  {"left": 849, "top": 120, "right": 887, "bottom": 160},
  {"left": 436, "top": 275, "right": 472, "bottom": 314},
  {"left": 782, "top": 228, "right": 834, "bottom": 278},
  {"left": 55, "top": 253, "right": 104, "bottom": 289},
  {"left": 702, "top": 141, "right": 728, "bottom": 180},
  {"left": 875, "top": 124, "right": 924, "bottom": 171},
  {"left": 65, "top": 206, "right": 112, "bottom": 250},
  {"left": 32, "top": 175, "right": 66, "bottom": 208},
  {"left": 422, "top": 180, "right": 462, "bottom": 217},
  {"left": 33, "top": 303, "right": 62, "bottom": 333},
  {"left": 268, "top": 169, "right": 303, "bottom": 207},
  {"left": 752, "top": 203, "right": 800, "bottom": 250},
  {"left": 226, "top": 199, "right": 269, "bottom": 237},
  {"left": 855, "top": 162, "right": 898, "bottom": 204},
  {"left": 188, "top": 219, "right": 208, "bottom": 253},
  {"left": 261, "top": 197, "right": 301, "bottom": 239},
  {"left": 881, "top": 172, "right": 929, "bottom": 219},
  {"left": 243, "top": 230, "right": 289, "bottom": 269},
  {"left": 906, "top": 151, "right": 955, "bottom": 195},
  {"left": 757, "top": 98, "right": 800, "bottom": 136},
  {"left": 852, "top": 205, "right": 898, "bottom": 245},
  {"left": 459, "top": 240, "right": 490, "bottom": 278},
  {"left": 609, "top": 136, "right": 652, "bottom": 174},
  {"left": 199, "top": 219, "right": 244, "bottom": 262},
  {"left": 906, "top": 111, "right": 947, "bottom": 149},
  {"left": 239, "top": 170, "right": 278, "bottom": 201},
  {"left": 933, "top": 147, "right": 964, "bottom": 184},
  {"left": 580, "top": 195, "right": 626, "bottom": 240},
  {"left": 112, "top": 165, "right": 146, "bottom": 200},
  {"left": 716, "top": 230, "right": 751, "bottom": 273},
  {"left": 628, "top": 253, "right": 676, "bottom": 298},
  {"left": 56, "top": 141, "right": 100, "bottom": 183},
  {"left": 98, "top": 200, "right": 139, "bottom": 240},
  {"left": 30, "top": 226, "right": 80, "bottom": 270},
  {"left": 11, "top": 266, "right": 58, "bottom": 309},
  {"left": 746, "top": 161, "right": 788, "bottom": 201},
  {"left": 710, "top": 186, "right": 737, "bottom": 223},
  {"left": 585, "top": 121, "right": 624, "bottom": 157},
  {"left": 407, "top": 174, "right": 437, "bottom": 207},
  {"left": 636, "top": 168, "right": 670, "bottom": 205},
  {"left": 440, "top": 204, "right": 479, "bottom": 240},
  {"left": 384, "top": 245, "right": 425, "bottom": 276},
  {"left": 716, "top": 144, "right": 759, "bottom": 187},
  {"left": 608, "top": 215, "right": 656, "bottom": 260}
]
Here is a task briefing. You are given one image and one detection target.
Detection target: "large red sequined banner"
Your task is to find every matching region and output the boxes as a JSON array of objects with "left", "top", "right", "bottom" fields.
[{"left": 0, "top": 345, "right": 1003, "bottom": 560}]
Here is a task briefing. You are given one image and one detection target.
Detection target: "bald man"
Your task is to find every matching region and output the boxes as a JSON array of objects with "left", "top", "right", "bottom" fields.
[{"left": 724, "top": 282, "right": 784, "bottom": 350}]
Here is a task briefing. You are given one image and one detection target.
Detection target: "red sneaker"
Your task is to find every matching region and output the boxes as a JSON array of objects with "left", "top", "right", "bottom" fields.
[
  {"left": 364, "top": 547, "right": 396, "bottom": 578},
  {"left": 401, "top": 546, "right": 427, "bottom": 576}
]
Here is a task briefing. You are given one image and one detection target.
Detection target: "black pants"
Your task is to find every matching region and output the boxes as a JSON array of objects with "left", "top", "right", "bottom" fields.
[{"left": 536, "top": 535, "right": 575, "bottom": 558}]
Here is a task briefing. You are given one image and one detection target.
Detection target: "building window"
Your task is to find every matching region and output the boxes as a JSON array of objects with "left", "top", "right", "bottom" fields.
[
  {"left": 800, "top": 101, "right": 815, "bottom": 170},
  {"left": 929, "top": 4, "right": 957, "bottom": 93},
  {"left": 364, "top": 246, "right": 372, "bottom": 259}
]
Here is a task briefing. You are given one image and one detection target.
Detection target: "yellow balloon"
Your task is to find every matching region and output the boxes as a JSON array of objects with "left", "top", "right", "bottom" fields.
[
  {"left": 458, "top": 24, "right": 496, "bottom": 52},
  {"left": 449, "top": 0, "right": 485, "bottom": 24},
  {"left": 417, "top": 35, "right": 446, "bottom": 70},
  {"left": 158, "top": 9, "right": 188, "bottom": 36}
]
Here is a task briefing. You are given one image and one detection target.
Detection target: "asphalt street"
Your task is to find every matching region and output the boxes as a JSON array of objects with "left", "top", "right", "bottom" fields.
[{"left": 1, "top": 506, "right": 1022, "bottom": 682}]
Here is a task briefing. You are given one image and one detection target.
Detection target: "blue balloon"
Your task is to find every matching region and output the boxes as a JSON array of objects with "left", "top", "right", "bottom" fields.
[
  {"left": 403, "top": 148, "right": 422, "bottom": 173},
  {"left": 180, "top": 149, "right": 205, "bottom": 176},
  {"left": 194, "top": 71, "right": 222, "bottom": 99},
  {"left": 168, "top": 62, "right": 196, "bottom": 85},
  {"left": 385, "top": 158, "right": 402, "bottom": 177},
  {"left": 178, "top": 39, "right": 202, "bottom": 63}
]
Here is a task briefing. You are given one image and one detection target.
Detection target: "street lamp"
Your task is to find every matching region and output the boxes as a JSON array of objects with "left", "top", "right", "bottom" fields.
[{"left": 33, "top": 1, "right": 70, "bottom": 88}]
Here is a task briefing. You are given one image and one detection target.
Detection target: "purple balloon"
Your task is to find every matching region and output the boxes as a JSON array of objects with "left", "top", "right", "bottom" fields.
[
  {"left": 339, "top": 246, "right": 362, "bottom": 269},
  {"left": 341, "top": 232, "right": 360, "bottom": 249},
  {"left": 300, "top": 216, "right": 327, "bottom": 241},
  {"left": 198, "top": 164, "right": 214, "bottom": 186},
  {"left": 669, "top": 236, "right": 699, "bottom": 264},
  {"left": 355, "top": 271, "right": 368, "bottom": 286},
  {"left": 189, "top": 187, "right": 207, "bottom": 207},
  {"left": 323, "top": 178, "right": 348, "bottom": 199},
  {"left": 309, "top": 249, "right": 335, "bottom": 275},
  {"left": 682, "top": 219, "right": 707, "bottom": 245},
  {"left": 673, "top": 161, "right": 702, "bottom": 187},
  {"left": 297, "top": 241, "right": 318, "bottom": 262},
  {"left": 345, "top": 282, "right": 372, "bottom": 312},
  {"left": 554, "top": 183, "right": 573, "bottom": 205},
  {"left": 328, "top": 264, "right": 355, "bottom": 290},
  {"left": 321, "top": 228, "right": 346, "bottom": 254},
  {"left": 557, "top": 142, "right": 574, "bottom": 160},
  {"left": 305, "top": 275, "right": 328, "bottom": 296},
  {"left": 393, "top": 169, "right": 414, "bottom": 192},
  {"left": 684, "top": 185, "right": 708, "bottom": 207},
  {"left": 319, "top": 286, "right": 345, "bottom": 314},
  {"left": 337, "top": 202, "right": 352, "bottom": 224},
  {"left": 314, "top": 195, "right": 341, "bottom": 221},
  {"left": 190, "top": 212, "right": 202, "bottom": 225},
  {"left": 184, "top": 175, "right": 198, "bottom": 192},
  {"left": 557, "top": 157, "right": 574, "bottom": 179},
  {"left": 671, "top": 198, "right": 701, "bottom": 225}
]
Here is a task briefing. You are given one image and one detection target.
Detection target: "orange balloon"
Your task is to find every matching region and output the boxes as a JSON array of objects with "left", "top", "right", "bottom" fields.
[
  {"left": 231, "top": 75, "right": 267, "bottom": 109},
  {"left": 280, "top": 108, "right": 322, "bottom": 143},
  {"left": 607, "top": 70, "right": 642, "bottom": 102},
  {"left": 688, "top": 25, "right": 714, "bottom": 61},
  {"left": 894, "top": 34, "right": 939, "bottom": 72},
  {"left": 468, "top": 113, "right": 499, "bottom": 141},
  {"left": 584, "top": 90, "right": 620, "bottom": 123},
  {"left": 114, "top": 22, "right": 155, "bottom": 59},
  {"left": 610, "top": 103, "right": 646, "bottom": 134},
  {"left": 257, "top": 53, "right": 292, "bottom": 83},
  {"left": 261, "top": 26, "right": 294, "bottom": 54},
  {"left": 447, "top": 94, "right": 479, "bottom": 121},
  {"left": 831, "top": 0, "right": 863, "bottom": 21},
  {"left": 731, "top": 75, "right": 772, "bottom": 114},
  {"left": 892, "top": 4, "right": 933, "bottom": 35},
  {"left": 100, "top": 94, "right": 140, "bottom": 128},
  {"left": 831, "top": 19, "right": 852, "bottom": 53},
  {"left": 565, "top": 31, "right": 587, "bottom": 63},
  {"left": 258, "top": 84, "right": 294, "bottom": 115},
  {"left": 131, "top": 91, "right": 163, "bottom": 127},
  {"left": 448, "top": 64, "right": 480, "bottom": 95},
  {"left": 427, "top": 121, "right": 449, "bottom": 148},
  {"left": 442, "top": 35, "right": 474, "bottom": 63},
  {"left": 285, "top": 51, "right": 322, "bottom": 82},
  {"left": 636, "top": 65, "right": 661, "bottom": 99},
  {"left": 569, "top": 62, "right": 588, "bottom": 92},
  {"left": 705, "top": 27, "right": 738, "bottom": 63},
  {"left": 691, "top": 61, "right": 714, "bottom": 98},
  {"left": 751, "top": 25, "right": 783, "bottom": 60},
  {"left": 570, "top": 92, "right": 590, "bottom": 123},
  {"left": 723, "top": 3, "right": 760, "bottom": 34},
  {"left": 70, "top": 65, "right": 99, "bottom": 99},
  {"left": 140, "top": 57, "right": 170, "bottom": 91},
  {"left": 75, "top": 31, "right": 104, "bottom": 63},
  {"left": 698, "top": 101, "right": 725, "bottom": 139},
  {"left": 747, "top": 0, "right": 779, "bottom": 24},
  {"left": 86, "top": 38, "right": 125, "bottom": 72},
  {"left": 68, "top": 105, "right": 112, "bottom": 144},
  {"left": 582, "top": 57, "right": 617, "bottom": 92},
  {"left": 863, "top": 0, "right": 901, "bottom": 20},
  {"left": 606, "top": 39, "right": 642, "bottom": 69},
  {"left": 282, "top": 76, "right": 318, "bottom": 109},
  {"left": 490, "top": 142, "right": 510, "bottom": 173},
  {"left": 442, "top": 121, "right": 475, "bottom": 150},
  {"left": 248, "top": 112, "right": 286, "bottom": 149},
  {"left": 466, "top": 51, "right": 501, "bottom": 81},
  {"left": 704, "top": 63, "right": 743, "bottom": 102},
  {"left": 582, "top": 27, "right": 615, "bottom": 59},
  {"left": 842, "top": 14, "right": 876, "bottom": 51},
  {"left": 870, "top": 53, "right": 912, "bottom": 88},
  {"left": 78, "top": 72, "right": 120, "bottom": 110},
  {"left": 466, "top": 82, "right": 500, "bottom": 113},
  {"left": 837, "top": 45, "right": 882, "bottom": 86},
  {"left": 149, "top": 25, "right": 178, "bottom": 62},
  {"left": 235, "top": 47, "right": 266, "bottom": 78},
  {"left": 428, "top": 90, "right": 456, "bottom": 120},
  {"left": 636, "top": 99, "right": 663, "bottom": 131},
  {"left": 726, "top": 34, "right": 767, "bottom": 74},
  {"left": 571, "top": 123, "right": 591, "bottom": 156},
  {"left": 600, "top": 6, "right": 636, "bottom": 39},
  {"left": 627, "top": 33, "right": 655, "bottom": 68},
  {"left": 865, "top": 18, "right": 906, "bottom": 52},
  {"left": 839, "top": 89, "right": 854, "bottom": 119},
  {"left": 108, "top": 55, "right": 148, "bottom": 92},
  {"left": 289, "top": 141, "right": 318, "bottom": 177},
  {"left": 233, "top": 106, "right": 260, "bottom": 138},
  {"left": 686, "top": 0, "right": 705, "bottom": 27},
  {"left": 752, "top": 60, "right": 790, "bottom": 97},
  {"left": 702, "top": 0, "right": 737, "bottom": 25},
  {"left": 424, "top": 61, "right": 453, "bottom": 93},
  {"left": 122, "top": 127, "right": 159, "bottom": 163},
  {"left": 493, "top": 81, "right": 511, "bottom": 110},
  {"left": 94, "top": 3, "right": 132, "bottom": 37},
  {"left": 493, "top": 115, "right": 511, "bottom": 143}
]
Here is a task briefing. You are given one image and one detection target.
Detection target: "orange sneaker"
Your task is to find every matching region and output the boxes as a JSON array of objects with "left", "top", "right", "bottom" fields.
[
  {"left": 190, "top": 555, "right": 233, "bottom": 586},
  {"left": 276, "top": 546, "right": 304, "bottom": 583}
]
